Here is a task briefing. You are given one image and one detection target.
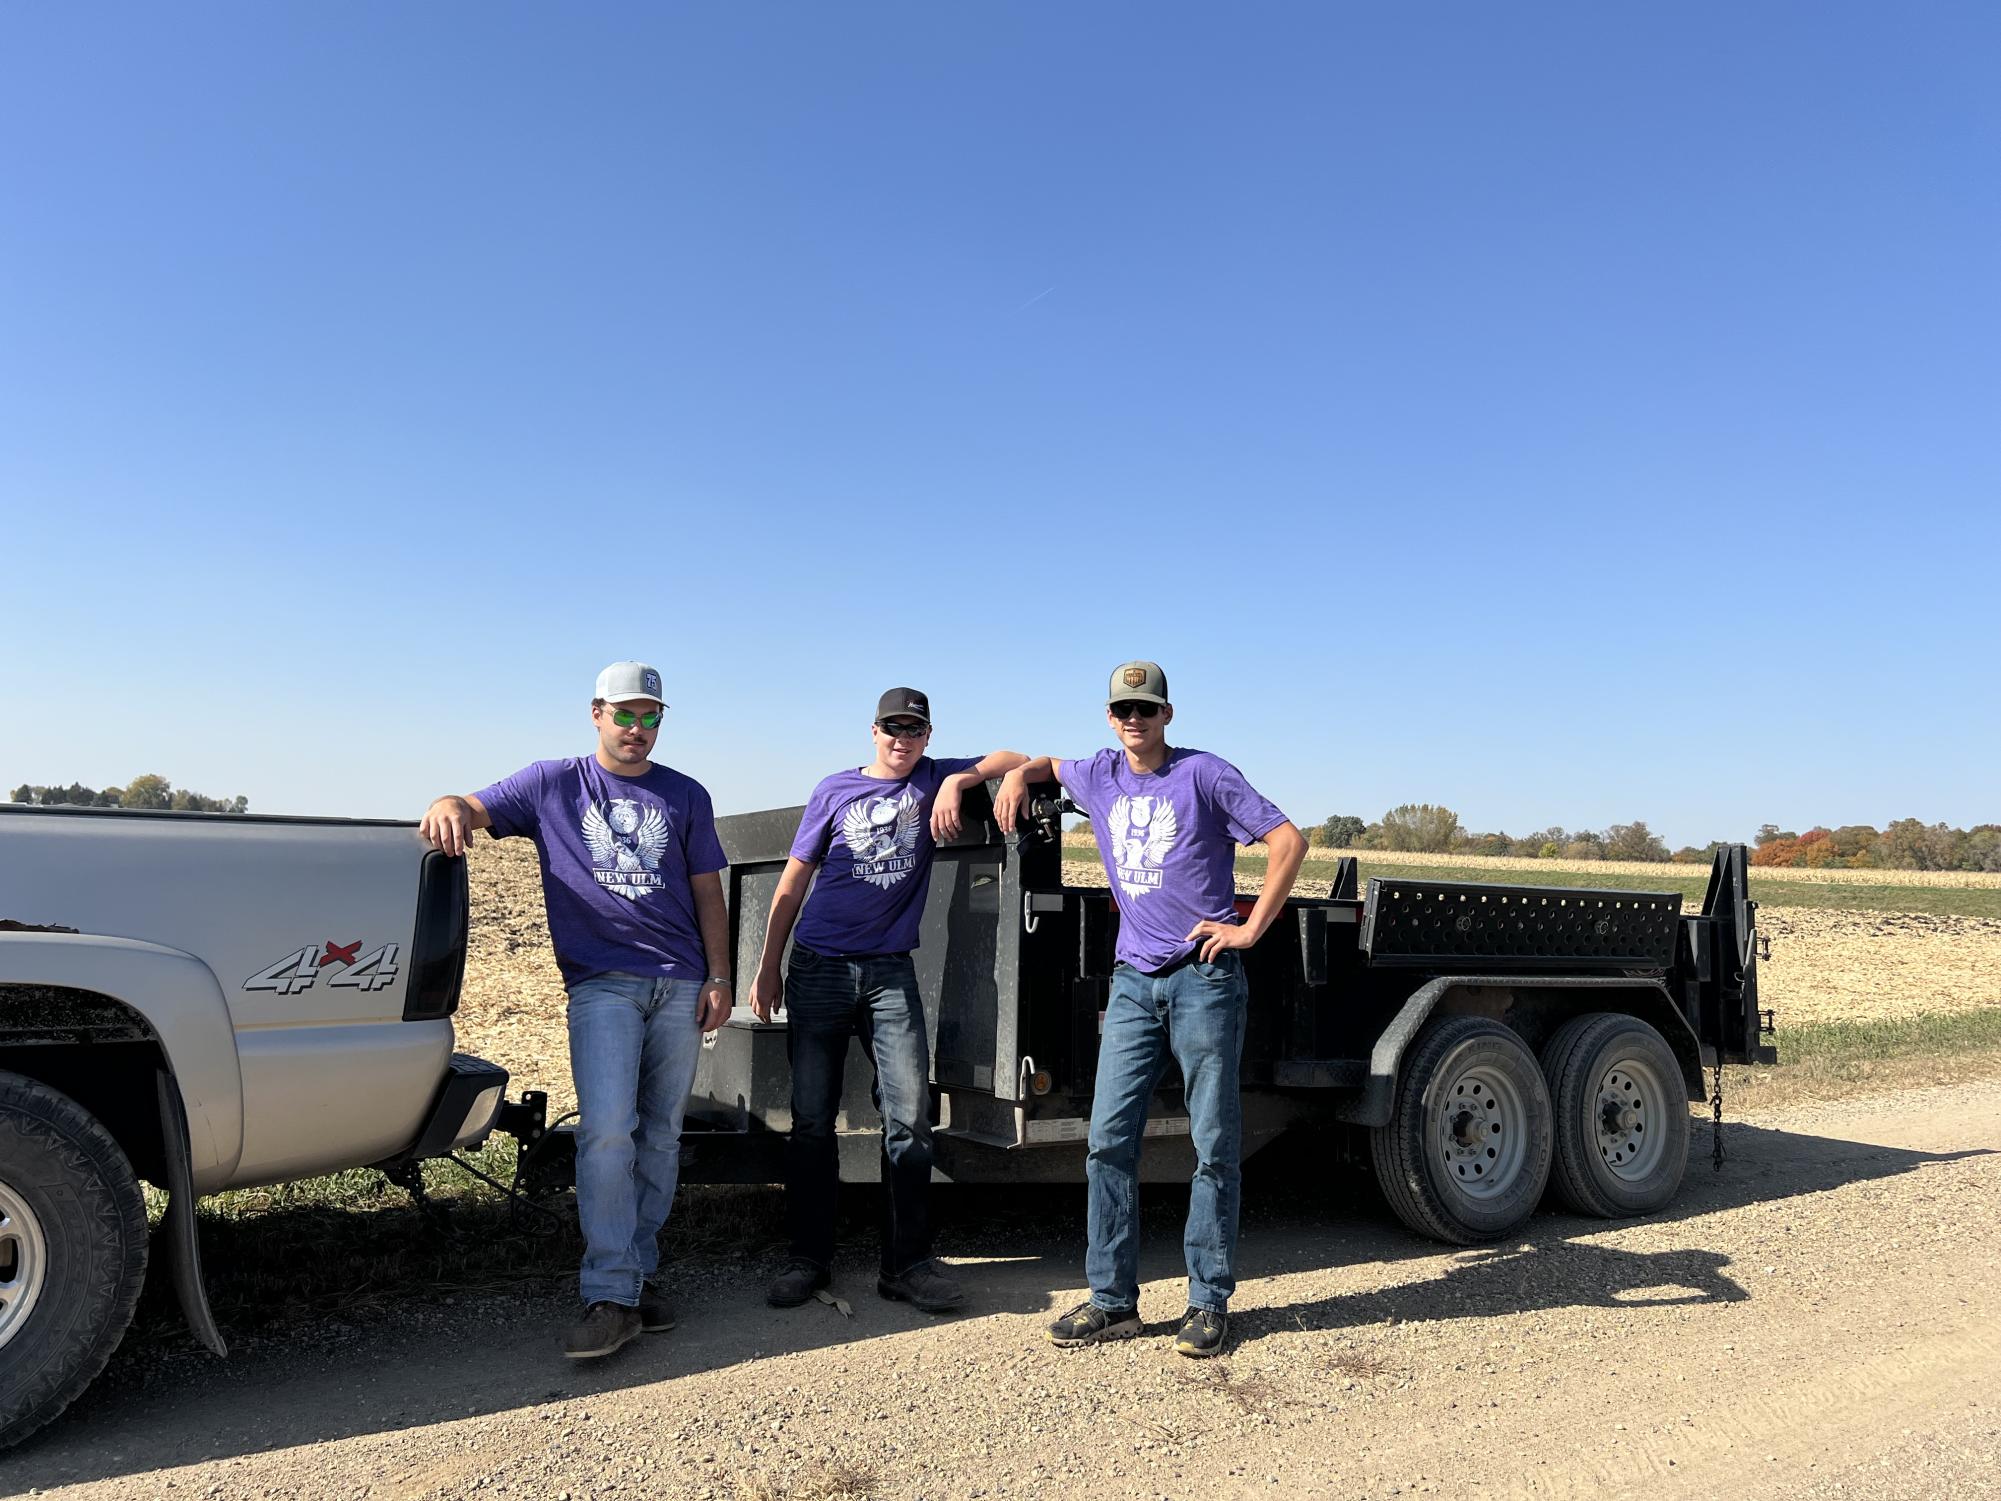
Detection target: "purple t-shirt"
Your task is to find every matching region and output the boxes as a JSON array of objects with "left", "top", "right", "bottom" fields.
[
  {"left": 475, "top": 756, "right": 727, "bottom": 986},
  {"left": 1059, "top": 747, "right": 1288, "bottom": 972},
  {"left": 789, "top": 756, "right": 983, "bottom": 957}
]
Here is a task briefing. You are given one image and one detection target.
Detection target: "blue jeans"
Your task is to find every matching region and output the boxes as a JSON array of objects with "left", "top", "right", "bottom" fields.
[
  {"left": 783, "top": 948, "right": 935, "bottom": 1276},
  {"left": 1086, "top": 951, "right": 1248, "bottom": 1316},
  {"left": 566, "top": 972, "right": 704, "bottom": 1308}
]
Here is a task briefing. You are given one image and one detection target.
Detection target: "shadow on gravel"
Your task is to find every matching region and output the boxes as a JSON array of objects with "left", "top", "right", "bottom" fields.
[
  {"left": 1245, "top": 1114, "right": 1996, "bottom": 1242},
  {"left": 1220, "top": 1115, "right": 1992, "bottom": 1345},
  {"left": 1237, "top": 1241, "right": 1750, "bottom": 1345},
  {"left": 6, "top": 1117, "right": 1988, "bottom": 1490}
]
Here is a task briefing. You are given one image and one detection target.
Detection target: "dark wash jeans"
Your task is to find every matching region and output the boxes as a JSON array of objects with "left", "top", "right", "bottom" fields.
[
  {"left": 1086, "top": 949, "right": 1248, "bottom": 1315},
  {"left": 783, "top": 947, "right": 936, "bottom": 1277}
]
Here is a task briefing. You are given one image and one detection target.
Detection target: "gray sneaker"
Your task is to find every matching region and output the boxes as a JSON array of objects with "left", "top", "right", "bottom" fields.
[
  {"left": 1046, "top": 1300, "right": 1142, "bottom": 1348},
  {"left": 877, "top": 1259, "right": 966, "bottom": 1313},
  {"left": 561, "top": 1301, "right": 642, "bottom": 1359}
]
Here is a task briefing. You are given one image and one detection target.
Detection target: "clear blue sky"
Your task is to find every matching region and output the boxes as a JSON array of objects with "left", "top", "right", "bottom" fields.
[{"left": 3, "top": 4, "right": 1994, "bottom": 848}]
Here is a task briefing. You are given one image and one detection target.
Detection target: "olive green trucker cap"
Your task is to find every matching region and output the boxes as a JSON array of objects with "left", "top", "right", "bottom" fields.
[{"left": 1106, "top": 661, "right": 1168, "bottom": 706}]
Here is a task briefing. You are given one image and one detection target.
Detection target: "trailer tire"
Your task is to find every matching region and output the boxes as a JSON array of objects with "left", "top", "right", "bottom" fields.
[
  {"left": 1541, "top": 1013, "right": 1688, "bottom": 1218},
  {"left": 1370, "top": 1017, "right": 1553, "bottom": 1245},
  {"left": 0, "top": 1070, "right": 150, "bottom": 1450}
]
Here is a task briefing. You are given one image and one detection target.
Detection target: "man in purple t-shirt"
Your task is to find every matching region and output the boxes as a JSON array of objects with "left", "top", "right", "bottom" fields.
[
  {"left": 996, "top": 660, "right": 1307, "bottom": 1359},
  {"left": 748, "top": 687, "right": 1024, "bottom": 1314},
  {"left": 420, "top": 660, "right": 732, "bottom": 1362}
]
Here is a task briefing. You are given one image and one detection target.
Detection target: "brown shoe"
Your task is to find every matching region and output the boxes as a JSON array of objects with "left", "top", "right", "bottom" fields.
[{"left": 560, "top": 1300, "right": 641, "bottom": 1359}]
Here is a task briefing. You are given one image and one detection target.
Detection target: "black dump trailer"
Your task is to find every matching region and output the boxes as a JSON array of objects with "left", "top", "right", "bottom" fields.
[{"left": 556, "top": 787, "right": 1770, "bottom": 1246}]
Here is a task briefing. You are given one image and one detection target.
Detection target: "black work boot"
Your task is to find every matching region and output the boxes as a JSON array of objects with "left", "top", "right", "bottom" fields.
[
  {"left": 560, "top": 1301, "right": 642, "bottom": 1360},
  {"left": 877, "top": 1259, "right": 966, "bottom": 1313},
  {"left": 1046, "top": 1300, "right": 1143, "bottom": 1348},
  {"left": 766, "top": 1258, "right": 831, "bottom": 1307}
]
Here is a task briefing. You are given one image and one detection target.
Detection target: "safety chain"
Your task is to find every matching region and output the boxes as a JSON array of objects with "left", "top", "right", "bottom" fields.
[
  {"left": 1709, "top": 1060, "right": 1726, "bottom": 1171},
  {"left": 382, "top": 1159, "right": 437, "bottom": 1218}
]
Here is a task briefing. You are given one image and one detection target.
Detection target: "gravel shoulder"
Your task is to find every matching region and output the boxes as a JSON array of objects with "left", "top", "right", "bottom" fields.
[{"left": 12, "top": 1077, "right": 1999, "bottom": 1501}]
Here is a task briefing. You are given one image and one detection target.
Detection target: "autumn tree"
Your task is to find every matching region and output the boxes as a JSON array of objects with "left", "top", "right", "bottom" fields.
[
  {"left": 1751, "top": 837, "right": 1800, "bottom": 867},
  {"left": 1965, "top": 827, "right": 2001, "bottom": 873},
  {"left": 1376, "top": 804, "right": 1463, "bottom": 853},
  {"left": 1878, "top": 819, "right": 1963, "bottom": 871},
  {"left": 1605, "top": 821, "right": 1670, "bottom": 862},
  {"left": 120, "top": 774, "right": 173, "bottom": 810},
  {"left": 1310, "top": 814, "right": 1367, "bottom": 848}
]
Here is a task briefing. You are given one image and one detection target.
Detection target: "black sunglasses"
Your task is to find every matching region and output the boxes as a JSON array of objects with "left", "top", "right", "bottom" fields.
[
  {"left": 877, "top": 719, "right": 930, "bottom": 739},
  {"left": 1108, "top": 700, "right": 1162, "bottom": 720}
]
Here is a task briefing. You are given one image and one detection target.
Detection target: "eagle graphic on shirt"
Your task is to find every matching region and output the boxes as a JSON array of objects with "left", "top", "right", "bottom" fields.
[
  {"left": 582, "top": 798, "right": 669, "bottom": 900},
  {"left": 1105, "top": 794, "right": 1177, "bottom": 898},
  {"left": 840, "top": 790, "right": 922, "bottom": 888}
]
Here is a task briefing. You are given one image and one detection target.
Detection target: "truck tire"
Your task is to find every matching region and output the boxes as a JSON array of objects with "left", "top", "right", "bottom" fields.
[
  {"left": 1540, "top": 1012, "right": 1689, "bottom": 1218},
  {"left": 0, "top": 1070, "right": 149, "bottom": 1450},
  {"left": 1369, "top": 1016, "right": 1553, "bottom": 1245}
]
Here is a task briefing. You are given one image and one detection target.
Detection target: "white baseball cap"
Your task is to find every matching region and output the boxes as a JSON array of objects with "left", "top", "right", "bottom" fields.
[{"left": 594, "top": 661, "right": 667, "bottom": 706}]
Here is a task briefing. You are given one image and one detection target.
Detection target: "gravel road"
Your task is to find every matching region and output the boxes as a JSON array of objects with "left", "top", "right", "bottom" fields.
[{"left": 10, "top": 1076, "right": 1999, "bottom": 1501}]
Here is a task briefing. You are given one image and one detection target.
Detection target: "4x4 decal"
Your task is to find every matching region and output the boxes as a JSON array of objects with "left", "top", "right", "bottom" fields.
[{"left": 244, "top": 940, "right": 400, "bottom": 995}]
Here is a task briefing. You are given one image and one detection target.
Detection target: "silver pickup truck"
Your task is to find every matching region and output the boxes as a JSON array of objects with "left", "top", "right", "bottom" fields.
[{"left": 0, "top": 804, "right": 508, "bottom": 1447}]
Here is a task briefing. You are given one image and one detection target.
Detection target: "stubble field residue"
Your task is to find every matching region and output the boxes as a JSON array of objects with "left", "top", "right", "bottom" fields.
[{"left": 457, "top": 839, "right": 2001, "bottom": 1116}]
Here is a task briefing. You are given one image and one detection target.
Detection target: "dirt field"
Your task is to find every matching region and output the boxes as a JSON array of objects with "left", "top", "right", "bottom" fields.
[
  {"left": 454, "top": 840, "right": 2001, "bottom": 1117},
  {"left": 15, "top": 1077, "right": 2001, "bottom": 1500}
]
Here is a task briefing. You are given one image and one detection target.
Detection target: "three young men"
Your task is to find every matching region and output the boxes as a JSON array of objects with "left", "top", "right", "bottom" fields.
[
  {"left": 994, "top": 660, "right": 1306, "bottom": 1358},
  {"left": 748, "top": 689, "right": 1023, "bottom": 1313},
  {"left": 425, "top": 657, "right": 1298, "bottom": 1362},
  {"left": 421, "top": 661, "right": 733, "bottom": 1360}
]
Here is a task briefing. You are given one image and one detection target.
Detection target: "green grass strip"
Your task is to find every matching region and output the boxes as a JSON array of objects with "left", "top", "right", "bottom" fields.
[{"left": 1776, "top": 1007, "right": 2001, "bottom": 1067}]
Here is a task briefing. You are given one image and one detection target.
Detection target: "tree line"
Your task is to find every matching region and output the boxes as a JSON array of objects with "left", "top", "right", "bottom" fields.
[
  {"left": 1747, "top": 821, "right": 2001, "bottom": 873},
  {"left": 10, "top": 775, "right": 249, "bottom": 814},
  {"left": 1306, "top": 804, "right": 2001, "bottom": 872}
]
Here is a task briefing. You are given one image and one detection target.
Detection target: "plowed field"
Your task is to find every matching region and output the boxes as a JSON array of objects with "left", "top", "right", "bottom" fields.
[{"left": 456, "top": 839, "right": 2001, "bottom": 1116}]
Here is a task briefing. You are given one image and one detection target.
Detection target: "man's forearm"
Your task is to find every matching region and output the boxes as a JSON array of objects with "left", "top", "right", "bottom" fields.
[
  {"left": 1011, "top": 756, "right": 1059, "bottom": 785},
  {"left": 759, "top": 887, "right": 805, "bottom": 973},
  {"left": 969, "top": 750, "right": 1028, "bottom": 783},
  {"left": 1243, "top": 824, "right": 1307, "bottom": 937},
  {"left": 692, "top": 875, "right": 731, "bottom": 977}
]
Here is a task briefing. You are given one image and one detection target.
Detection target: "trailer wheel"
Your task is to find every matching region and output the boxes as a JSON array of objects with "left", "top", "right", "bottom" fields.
[
  {"left": 0, "top": 1071, "right": 150, "bottom": 1450},
  {"left": 1370, "top": 1017, "right": 1552, "bottom": 1245},
  {"left": 1541, "top": 1013, "right": 1688, "bottom": 1218}
]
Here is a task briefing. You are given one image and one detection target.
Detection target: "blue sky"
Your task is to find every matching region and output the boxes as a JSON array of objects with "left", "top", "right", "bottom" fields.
[{"left": 3, "top": 4, "right": 1994, "bottom": 848}]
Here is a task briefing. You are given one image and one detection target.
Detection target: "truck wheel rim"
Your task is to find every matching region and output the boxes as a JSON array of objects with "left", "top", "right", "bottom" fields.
[
  {"left": 0, "top": 1180, "right": 48, "bottom": 1351},
  {"left": 1433, "top": 1061, "right": 1529, "bottom": 1201},
  {"left": 1593, "top": 1055, "right": 1669, "bottom": 1182}
]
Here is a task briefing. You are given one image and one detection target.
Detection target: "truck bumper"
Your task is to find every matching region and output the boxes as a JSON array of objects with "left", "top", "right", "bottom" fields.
[{"left": 398, "top": 1052, "right": 510, "bottom": 1161}]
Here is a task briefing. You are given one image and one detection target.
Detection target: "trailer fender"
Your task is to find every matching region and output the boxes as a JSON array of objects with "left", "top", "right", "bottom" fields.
[
  {"left": 1337, "top": 975, "right": 1703, "bottom": 1128},
  {"left": 0, "top": 932, "right": 245, "bottom": 1189}
]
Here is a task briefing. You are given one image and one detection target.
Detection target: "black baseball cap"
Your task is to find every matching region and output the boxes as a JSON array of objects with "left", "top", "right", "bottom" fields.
[{"left": 875, "top": 687, "right": 931, "bottom": 725}]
